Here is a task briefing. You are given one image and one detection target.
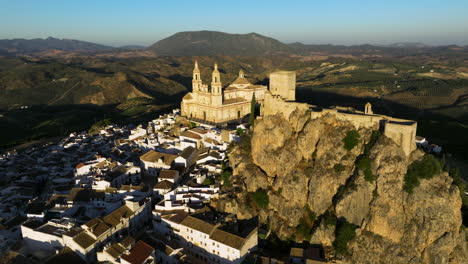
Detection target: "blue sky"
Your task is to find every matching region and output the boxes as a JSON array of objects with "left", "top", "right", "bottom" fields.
[{"left": 1, "top": 0, "right": 467, "bottom": 46}]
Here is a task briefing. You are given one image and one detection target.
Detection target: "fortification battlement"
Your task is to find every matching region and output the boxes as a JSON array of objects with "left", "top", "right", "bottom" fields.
[{"left": 262, "top": 92, "right": 417, "bottom": 156}]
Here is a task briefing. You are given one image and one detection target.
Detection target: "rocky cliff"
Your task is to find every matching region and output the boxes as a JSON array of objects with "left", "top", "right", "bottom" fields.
[{"left": 211, "top": 109, "right": 468, "bottom": 263}]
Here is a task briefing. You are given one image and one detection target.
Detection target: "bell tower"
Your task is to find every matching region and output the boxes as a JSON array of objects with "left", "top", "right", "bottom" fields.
[
  {"left": 211, "top": 63, "right": 223, "bottom": 106},
  {"left": 365, "top": 102, "right": 373, "bottom": 115},
  {"left": 192, "top": 61, "right": 202, "bottom": 92},
  {"left": 211, "top": 63, "right": 222, "bottom": 94}
]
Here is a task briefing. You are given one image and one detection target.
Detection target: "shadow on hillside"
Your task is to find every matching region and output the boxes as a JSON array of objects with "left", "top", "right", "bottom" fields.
[
  {"left": 296, "top": 88, "right": 457, "bottom": 122},
  {"left": 296, "top": 88, "right": 468, "bottom": 162},
  {"left": 168, "top": 74, "right": 192, "bottom": 90},
  {"left": 0, "top": 103, "right": 176, "bottom": 152}
]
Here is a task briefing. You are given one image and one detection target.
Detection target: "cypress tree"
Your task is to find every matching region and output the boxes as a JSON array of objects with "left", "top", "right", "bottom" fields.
[{"left": 249, "top": 93, "right": 256, "bottom": 127}]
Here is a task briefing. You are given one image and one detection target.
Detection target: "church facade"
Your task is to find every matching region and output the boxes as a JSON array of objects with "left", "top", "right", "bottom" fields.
[{"left": 180, "top": 62, "right": 268, "bottom": 125}]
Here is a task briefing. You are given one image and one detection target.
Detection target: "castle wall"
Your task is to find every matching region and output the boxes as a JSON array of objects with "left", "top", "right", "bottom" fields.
[
  {"left": 262, "top": 93, "right": 417, "bottom": 156},
  {"left": 310, "top": 109, "right": 381, "bottom": 129},
  {"left": 384, "top": 121, "right": 417, "bottom": 156},
  {"left": 262, "top": 93, "right": 309, "bottom": 118}
]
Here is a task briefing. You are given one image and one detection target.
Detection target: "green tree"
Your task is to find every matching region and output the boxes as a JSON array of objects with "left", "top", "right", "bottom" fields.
[
  {"left": 343, "top": 130, "right": 359, "bottom": 150},
  {"left": 403, "top": 155, "right": 441, "bottom": 194},
  {"left": 334, "top": 220, "right": 357, "bottom": 255},
  {"left": 249, "top": 93, "right": 256, "bottom": 127},
  {"left": 249, "top": 189, "right": 269, "bottom": 209}
]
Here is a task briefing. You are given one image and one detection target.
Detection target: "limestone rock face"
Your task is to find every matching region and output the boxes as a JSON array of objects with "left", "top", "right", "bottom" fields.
[{"left": 212, "top": 108, "right": 467, "bottom": 263}]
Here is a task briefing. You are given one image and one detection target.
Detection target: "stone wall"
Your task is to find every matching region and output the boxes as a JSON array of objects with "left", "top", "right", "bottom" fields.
[
  {"left": 269, "top": 71, "right": 296, "bottom": 101},
  {"left": 384, "top": 121, "right": 417, "bottom": 156},
  {"left": 261, "top": 93, "right": 417, "bottom": 156}
]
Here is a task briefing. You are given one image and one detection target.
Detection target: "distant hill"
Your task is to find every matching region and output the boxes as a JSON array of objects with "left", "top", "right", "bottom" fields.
[
  {"left": 118, "top": 45, "right": 146, "bottom": 50},
  {"left": 148, "top": 30, "right": 292, "bottom": 56},
  {"left": 288, "top": 42, "right": 468, "bottom": 57},
  {"left": 0, "top": 37, "right": 114, "bottom": 54},
  {"left": 386, "top": 42, "right": 430, "bottom": 48}
]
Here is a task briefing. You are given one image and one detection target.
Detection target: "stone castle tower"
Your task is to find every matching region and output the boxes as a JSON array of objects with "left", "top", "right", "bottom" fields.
[{"left": 269, "top": 71, "right": 296, "bottom": 101}]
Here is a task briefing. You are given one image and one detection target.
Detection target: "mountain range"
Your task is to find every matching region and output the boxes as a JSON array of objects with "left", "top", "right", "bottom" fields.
[
  {"left": 1, "top": 31, "right": 467, "bottom": 57},
  {"left": 147, "top": 30, "right": 292, "bottom": 56},
  {"left": 0, "top": 37, "right": 114, "bottom": 53}
]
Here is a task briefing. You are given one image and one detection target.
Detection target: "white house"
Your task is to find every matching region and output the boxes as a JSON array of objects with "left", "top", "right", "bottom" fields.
[
  {"left": 415, "top": 136, "right": 429, "bottom": 148},
  {"left": 175, "top": 146, "right": 197, "bottom": 170},
  {"left": 158, "top": 170, "right": 180, "bottom": 184},
  {"left": 153, "top": 186, "right": 219, "bottom": 214},
  {"left": 96, "top": 236, "right": 135, "bottom": 263},
  {"left": 180, "top": 130, "right": 203, "bottom": 149},
  {"left": 128, "top": 126, "right": 147, "bottom": 141},
  {"left": 21, "top": 219, "right": 71, "bottom": 254},
  {"left": 153, "top": 180, "right": 174, "bottom": 196},
  {"left": 155, "top": 211, "right": 257, "bottom": 264},
  {"left": 64, "top": 198, "right": 152, "bottom": 261},
  {"left": 140, "top": 150, "right": 178, "bottom": 176}
]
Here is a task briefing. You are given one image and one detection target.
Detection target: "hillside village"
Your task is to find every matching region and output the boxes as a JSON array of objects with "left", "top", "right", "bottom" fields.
[
  {"left": 0, "top": 64, "right": 452, "bottom": 264},
  {"left": 0, "top": 106, "right": 331, "bottom": 264}
]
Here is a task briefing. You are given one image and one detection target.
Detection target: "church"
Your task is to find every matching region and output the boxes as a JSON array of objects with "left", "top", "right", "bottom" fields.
[{"left": 180, "top": 61, "right": 268, "bottom": 125}]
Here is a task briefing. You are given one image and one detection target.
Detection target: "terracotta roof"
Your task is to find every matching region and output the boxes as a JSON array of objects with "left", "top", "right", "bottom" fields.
[
  {"left": 75, "top": 163, "right": 85, "bottom": 169},
  {"left": 159, "top": 170, "right": 178, "bottom": 179},
  {"left": 103, "top": 205, "right": 133, "bottom": 227},
  {"left": 90, "top": 219, "right": 111, "bottom": 237},
  {"left": 180, "top": 131, "right": 202, "bottom": 140},
  {"left": 210, "top": 228, "right": 246, "bottom": 250},
  {"left": 84, "top": 217, "right": 101, "bottom": 229},
  {"left": 105, "top": 236, "right": 134, "bottom": 258},
  {"left": 121, "top": 240, "right": 155, "bottom": 264},
  {"left": 161, "top": 211, "right": 189, "bottom": 224},
  {"left": 180, "top": 215, "right": 215, "bottom": 234},
  {"left": 107, "top": 165, "right": 127, "bottom": 179},
  {"left": 120, "top": 236, "right": 135, "bottom": 248},
  {"left": 231, "top": 76, "right": 251, "bottom": 86},
  {"left": 119, "top": 185, "right": 144, "bottom": 191},
  {"left": 140, "top": 150, "right": 177, "bottom": 165},
  {"left": 179, "top": 146, "right": 196, "bottom": 159},
  {"left": 191, "top": 128, "right": 208, "bottom": 134},
  {"left": 22, "top": 219, "right": 43, "bottom": 230},
  {"left": 73, "top": 232, "right": 96, "bottom": 249},
  {"left": 67, "top": 188, "right": 105, "bottom": 203},
  {"left": 106, "top": 243, "right": 126, "bottom": 259},
  {"left": 45, "top": 247, "right": 85, "bottom": 264},
  {"left": 154, "top": 180, "right": 173, "bottom": 190},
  {"left": 63, "top": 227, "right": 83, "bottom": 238}
]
